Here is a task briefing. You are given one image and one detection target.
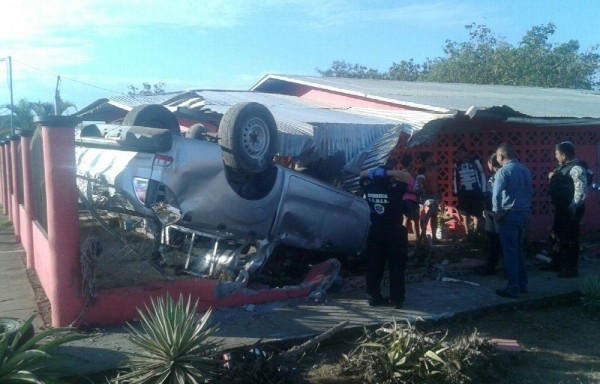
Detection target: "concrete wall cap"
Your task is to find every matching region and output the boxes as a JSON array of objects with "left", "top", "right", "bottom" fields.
[
  {"left": 34, "top": 115, "right": 80, "bottom": 128},
  {"left": 19, "top": 130, "right": 35, "bottom": 138}
]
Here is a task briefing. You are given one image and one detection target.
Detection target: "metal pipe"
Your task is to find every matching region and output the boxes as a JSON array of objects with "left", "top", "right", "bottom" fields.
[{"left": 0, "top": 56, "right": 14, "bottom": 136}]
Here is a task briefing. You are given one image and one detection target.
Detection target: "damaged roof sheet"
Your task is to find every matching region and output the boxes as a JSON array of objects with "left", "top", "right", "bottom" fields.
[
  {"left": 77, "top": 90, "right": 425, "bottom": 164},
  {"left": 187, "top": 90, "right": 411, "bottom": 161},
  {"left": 252, "top": 75, "right": 600, "bottom": 118}
]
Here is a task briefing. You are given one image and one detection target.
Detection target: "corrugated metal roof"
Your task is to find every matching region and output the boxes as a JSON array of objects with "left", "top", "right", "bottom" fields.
[
  {"left": 343, "top": 124, "right": 411, "bottom": 191},
  {"left": 182, "top": 90, "right": 406, "bottom": 125},
  {"left": 77, "top": 90, "right": 416, "bottom": 164},
  {"left": 166, "top": 90, "right": 414, "bottom": 160},
  {"left": 252, "top": 75, "right": 600, "bottom": 118},
  {"left": 109, "top": 93, "right": 183, "bottom": 110}
]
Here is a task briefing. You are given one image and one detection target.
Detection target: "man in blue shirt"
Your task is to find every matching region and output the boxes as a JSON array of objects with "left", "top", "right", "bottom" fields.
[{"left": 492, "top": 143, "right": 533, "bottom": 298}]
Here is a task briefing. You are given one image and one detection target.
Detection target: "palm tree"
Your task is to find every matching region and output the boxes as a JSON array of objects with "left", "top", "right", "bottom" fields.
[
  {"left": 1, "top": 99, "right": 36, "bottom": 133},
  {"left": 30, "top": 99, "right": 77, "bottom": 117},
  {"left": 1, "top": 98, "right": 77, "bottom": 136}
]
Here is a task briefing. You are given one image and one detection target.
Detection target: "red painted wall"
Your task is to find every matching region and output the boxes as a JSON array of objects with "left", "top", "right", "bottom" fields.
[
  {"left": 287, "top": 83, "right": 423, "bottom": 111},
  {"left": 293, "top": 86, "right": 600, "bottom": 240},
  {"left": 390, "top": 123, "right": 600, "bottom": 240}
]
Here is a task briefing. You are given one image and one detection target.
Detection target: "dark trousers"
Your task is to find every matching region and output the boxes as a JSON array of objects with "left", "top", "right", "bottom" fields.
[
  {"left": 366, "top": 224, "right": 408, "bottom": 303},
  {"left": 498, "top": 210, "right": 529, "bottom": 295},
  {"left": 553, "top": 204, "right": 585, "bottom": 273},
  {"left": 485, "top": 231, "right": 502, "bottom": 272}
]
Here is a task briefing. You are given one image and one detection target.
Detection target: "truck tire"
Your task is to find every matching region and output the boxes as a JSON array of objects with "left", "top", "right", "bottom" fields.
[
  {"left": 122, "top": 104, "right": 181, "bottom": 135},
  {"left": 0, "top": 318, "right": 34, "bottom": 346},
  {"left": 219, "top": 102, "right": 279, "bottom": 173}
]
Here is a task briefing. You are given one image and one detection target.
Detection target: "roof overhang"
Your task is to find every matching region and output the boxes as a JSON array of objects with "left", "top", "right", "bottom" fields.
[{"left": 251, "top": 74, "right": 453, "bottom": 114}]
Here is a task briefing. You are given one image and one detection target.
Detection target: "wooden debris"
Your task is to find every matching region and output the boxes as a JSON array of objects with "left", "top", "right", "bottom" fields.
[{"left": 281, "top": 320, "right": 350, "bottom": 360}]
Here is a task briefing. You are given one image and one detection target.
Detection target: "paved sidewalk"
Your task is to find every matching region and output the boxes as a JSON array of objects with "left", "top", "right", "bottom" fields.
[
  {"left": 0, "top": 217, "right": 43, "bottom": 330},
  {"left": 1, "top": 213, "right": 598, "bottom": 375}
]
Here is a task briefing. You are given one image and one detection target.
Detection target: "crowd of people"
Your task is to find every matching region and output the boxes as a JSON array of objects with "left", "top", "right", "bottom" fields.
[{"left": 359, "top": 141, "right": 589, "bottom": 307}]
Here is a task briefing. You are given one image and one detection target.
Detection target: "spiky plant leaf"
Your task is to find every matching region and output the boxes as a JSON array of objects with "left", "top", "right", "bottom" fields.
[
  {"left": 119, "top": 295, "right": 223, "bottom": 384},
  {"left": 581, "top": 275, "right": 600, "bottom": 312},
  {"left": 0, "top": 315, "right": 86, "bottom": 383}
]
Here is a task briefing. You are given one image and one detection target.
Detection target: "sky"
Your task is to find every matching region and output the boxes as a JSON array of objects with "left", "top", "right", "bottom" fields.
[{"left": 0, "top": 0, "right": 599, "bottom": 111}]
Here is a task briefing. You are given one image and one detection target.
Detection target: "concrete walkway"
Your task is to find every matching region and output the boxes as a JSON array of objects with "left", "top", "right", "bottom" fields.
[
  {"left": 1, "top": 213, "right": 598, "bottom": 376},
  {"left": 0, "top": 218, "right": 44, "bottom": 330}
]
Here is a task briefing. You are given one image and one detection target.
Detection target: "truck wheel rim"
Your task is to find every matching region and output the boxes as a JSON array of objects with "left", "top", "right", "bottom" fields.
[{"left": 242, "top": 117, "right": 270, "bottom": 159}]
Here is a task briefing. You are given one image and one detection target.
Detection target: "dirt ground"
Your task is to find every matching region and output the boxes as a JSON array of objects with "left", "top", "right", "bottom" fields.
[{"left": 301, "top": 301, "right": 600, "bottom": 384}]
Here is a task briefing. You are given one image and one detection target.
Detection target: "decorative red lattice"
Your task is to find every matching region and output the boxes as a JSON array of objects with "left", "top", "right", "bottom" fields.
[{"left": 390, "top": 124, "right": 600, "bottom": 239}]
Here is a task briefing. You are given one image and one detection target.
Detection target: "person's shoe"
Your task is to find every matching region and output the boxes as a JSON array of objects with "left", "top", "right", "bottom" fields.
[
  {"left": 557, "top": 270, "right": 579, "bottom": 278},
  {"left": 496, "top": 289, "right": 519, "bottom": 299},
  {"left": 368, "top": 295, "right": 390, "bottom": 307}
]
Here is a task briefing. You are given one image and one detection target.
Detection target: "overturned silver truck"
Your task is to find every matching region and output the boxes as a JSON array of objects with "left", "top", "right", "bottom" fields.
[{"left": 74, "top": 102, "right": 370, "bottom": 285}]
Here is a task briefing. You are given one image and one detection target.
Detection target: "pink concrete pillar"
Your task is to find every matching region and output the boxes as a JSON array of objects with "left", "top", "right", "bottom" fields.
[
  {"left": 4, "top": 141, "right": 12, "bottom": 220},
  {"left": 35, "top": 116, "right": 83, "bottom": 327},
  {"left": 10, "top": 137, "right": 20, "bottom": 242},
  {"left": 19, "top": 132, "right": 35, "bottom": 268},
  {"left": 0, "top": 143, "right": 6, "bottom": 214}
]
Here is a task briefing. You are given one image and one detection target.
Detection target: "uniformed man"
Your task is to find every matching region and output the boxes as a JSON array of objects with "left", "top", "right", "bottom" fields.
[
  {"left": 545, "top": 141, "right": 588, "bottom": 278},
  {"left": 360, "top": 159, "right": 411, "bottom": 308}
]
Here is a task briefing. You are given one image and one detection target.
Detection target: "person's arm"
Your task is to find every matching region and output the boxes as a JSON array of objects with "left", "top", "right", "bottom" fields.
[
  {"left": 492, "top": 168, "right": 507, "bottom": 221},
  {"left": 359, "top": 168, "right": 411, "bottom": 183},
  {"left": 570, "top": 166, "right": 587, "bottom": 207},
  {"left": 475, "top": 159, "right": 487, "bottom": 193},
  {"left": 360, "top": 166, "right": 386, "bottom": 179},
  {"left": 386, "top": 169, "right": 412, "bottom": 184},
  {"left": 453, "top": 163, "right": 458, "bottom": 194}
]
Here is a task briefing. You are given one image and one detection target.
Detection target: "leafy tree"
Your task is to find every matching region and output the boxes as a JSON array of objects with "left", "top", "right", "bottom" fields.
[
  {"left": 421, "top": 23, "right": 513, "bottom": 85},
  {"left": 316, "top": 60, "right": 384, "bottom": 79},
  {"left": 318, "top": 23, "right": 600, "bottom": 89},
  {"left": 386, "top": 59, "right": 426, "bottom": 81},
  {"left": 128, "top": 82, "right": 167, "bottom": 96}
]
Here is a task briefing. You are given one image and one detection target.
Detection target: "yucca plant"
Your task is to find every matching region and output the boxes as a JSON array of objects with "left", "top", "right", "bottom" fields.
[
  {"left": 117, "top": 295, "right": 222, "bottom": 384},
  {"left": 580, "top": 275, "right": 600, "bottom": 313},
  {"left": 343, "top": 321, "right": 494, "bottom": 384},
  {"left": 343, "top": 320, "right": 444, "bottom": 383},
  {"left": 0, "top": 315, "right": 87, "bottom": 383},
  {"left": 441, "top": 330, "right": 496, "bottom": 384}
]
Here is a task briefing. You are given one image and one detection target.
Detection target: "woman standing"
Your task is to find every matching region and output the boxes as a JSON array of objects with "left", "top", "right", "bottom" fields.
[{"left": 481, "top": 153, "right": 502, "bottom": 275}]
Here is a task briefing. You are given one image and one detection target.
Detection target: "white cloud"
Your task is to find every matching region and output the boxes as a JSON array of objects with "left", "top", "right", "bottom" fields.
[
  {"left": 0, "top": 0, "right": 254, "bottom": 43},
  {"left": 0, "top": 0, "right": 256, "bottom": 73}
]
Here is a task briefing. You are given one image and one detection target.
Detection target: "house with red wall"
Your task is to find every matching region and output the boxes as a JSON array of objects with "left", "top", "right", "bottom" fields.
[
  {"left": 250, "top": 75, "right": 600, "bottom": 239},
  {"left": 78, "top": 76, "right": 600, "bottom": 239}
]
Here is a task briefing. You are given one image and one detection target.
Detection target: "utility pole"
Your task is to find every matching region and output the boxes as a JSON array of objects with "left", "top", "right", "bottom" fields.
[
  {"left": 54, "top": 75, "right": 61, "bottom": 115},
  {"left": 0, "top": 56, "right": 14, "bottom": 136}
]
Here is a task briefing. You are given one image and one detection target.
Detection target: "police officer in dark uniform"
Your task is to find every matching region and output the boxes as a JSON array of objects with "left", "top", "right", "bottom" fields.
[
  {"left": 360, "top": 159, "right": 410, "bottom": 308},
  {"left": 545, "top": 141, "right": 588, "bottom": 278}
]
